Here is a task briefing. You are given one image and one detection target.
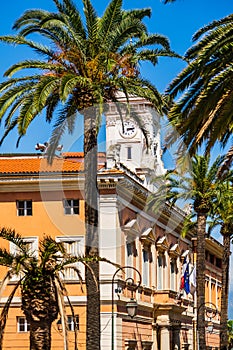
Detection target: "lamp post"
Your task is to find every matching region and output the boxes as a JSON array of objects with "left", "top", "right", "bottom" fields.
[
  {"left": 196, "top": 301, "right": 218, "bottom": 350},
  {"left": 111, "top": 266, "right": 142, "bottom": 350}
]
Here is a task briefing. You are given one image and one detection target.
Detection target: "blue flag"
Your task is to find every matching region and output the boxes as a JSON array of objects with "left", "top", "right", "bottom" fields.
[
  {"left": 180, "top": 257, "right": 190, "bottom": 294},
  {"left": 184, "top": 259, "right": 190, "bottom": 294}
]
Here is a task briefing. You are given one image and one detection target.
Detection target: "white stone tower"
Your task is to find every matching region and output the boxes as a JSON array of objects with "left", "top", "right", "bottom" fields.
[{"left": 105, "top": 94, "right": 165, "bottom": 187}]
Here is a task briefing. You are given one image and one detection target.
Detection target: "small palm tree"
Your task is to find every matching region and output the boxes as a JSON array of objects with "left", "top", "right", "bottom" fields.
[
  {"left": 0, "top": 227, "right": 91, "bottom": 350},
  {"left": 148, "top": 154, "right": 224, "bottom": 350},
  {"left": 0, "top": 1, "right": 180, "bottom": 347},
  {"left": 228, "top": 320, "right": 233, "bottom": 349}
]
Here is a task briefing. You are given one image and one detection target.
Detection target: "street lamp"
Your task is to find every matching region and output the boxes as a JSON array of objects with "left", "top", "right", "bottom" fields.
[
  {"left": 126, "top": 298, "right": 138, "bottom": 318},
  {"left": 111, "top": 266, "right": 142, "bottom": 350},
  {"left": 56, "top": 318, "right": 62, "bottom": 332},
  {"left": 196, "top": 301, "right": 218, "bottom": 350}
]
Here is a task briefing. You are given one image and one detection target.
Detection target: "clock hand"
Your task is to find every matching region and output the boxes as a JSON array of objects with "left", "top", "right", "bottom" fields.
[{"left": 126, "top": 127, "right": 134, "bottom": 131}]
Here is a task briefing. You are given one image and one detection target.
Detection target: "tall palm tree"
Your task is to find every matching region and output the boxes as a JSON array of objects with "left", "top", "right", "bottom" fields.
[
  {"left": 148, "top": 154, "right": 224, "bottom": 350},
  {"left": 208, "top": 181, "right": 233, "bottom": 350},
  {"left": 0, "top": 1, "right": 180, "bottom": 348},
  {"left": 0, "top": 227, "right": 89, "bottom": 350},
  {"left": 165, "top": 14, "right": 233, "bottom": 163}
]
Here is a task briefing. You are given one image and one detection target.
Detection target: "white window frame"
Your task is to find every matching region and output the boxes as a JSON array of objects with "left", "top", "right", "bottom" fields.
[
  {"left": 157, "top": 254, "right": 164, "bottom": 290},
  {"left": 123, "top": 220, "right": 139, "bottom": 280},
  {"left": 63, "top": 199, "right": 79, "bottom": 215},
  {"left": 10, "top": 237, "right": 38, "bottom": 257},
  {"left": 170, "top": 259, "right": 177, "bottom": 291},
  {"left": 127, "top": 146, "right": 132, "bottom": 160},
  {"left": 56, "top": 236, "right": 84, "bottom": 280},
  {"left": 16, "top": 200, "right": 32, "bottom": 216},
  {"left": 17, "top": 317, "right": 30, "bottom": 332},
  {"left": 67, "top": 315, "right": 79, "bottom": 331},
  {"left": 125, "top": 241, "right": 135, "bottom": 279},
  {"left": 142, "top": 249, "right": 150, "bottom": 287},
  {"left": 10, "top": 237, "right": 38, "bottom": 281}
]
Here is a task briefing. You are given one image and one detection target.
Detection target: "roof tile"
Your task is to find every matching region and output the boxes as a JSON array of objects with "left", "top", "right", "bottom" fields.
[{"left": 0, "top": 157, "right": 83, "bottom": 174}]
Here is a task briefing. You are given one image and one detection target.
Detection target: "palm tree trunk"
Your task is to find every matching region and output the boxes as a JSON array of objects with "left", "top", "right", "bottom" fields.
[
  {"left": 83, "top": 107, "right": 100, "bottom": 350},
  {"left": 220, "top": 230, "right": 231, "bottom": 350},
  {"left": 196, "top": 211, "right": 207, "bottom": 350},
  {"left": 29, "top": 320, "right": 52, "bottom": 350}
]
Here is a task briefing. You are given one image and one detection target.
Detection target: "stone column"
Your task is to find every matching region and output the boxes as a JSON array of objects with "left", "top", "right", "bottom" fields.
[
  {"left": 152, "top": 324, "right": 159, "bottom": 350},
  {"left": 160, "top": 326, "right": 170, "bottom": 350},
  {"left": 173, "top": 327, "right": 180, "bottom": 350}
]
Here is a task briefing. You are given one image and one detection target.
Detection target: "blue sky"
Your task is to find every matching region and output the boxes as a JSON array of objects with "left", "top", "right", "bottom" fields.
[
  {"left": 0, "top": 0, "right": 232, "bottom": 154},
  {"left": 1, "top": 0, "right": 233, "bottom": 316}
]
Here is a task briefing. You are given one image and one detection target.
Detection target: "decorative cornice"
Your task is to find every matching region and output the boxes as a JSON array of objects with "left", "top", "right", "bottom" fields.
[
  {"left": 181, "top": 250, "right": 189, "bottom": 262},
  {"left": 122, "top": 219, "right": 140, "bottom": 239},
  {"left": 156, "top": 236, "right": 169, "bottom": 253},
  {"left": 169, "top": 243, "right": 181, "bottom": 258},
  {"left": 0, "top": 164, "right": 190, "bottom": 237},
  {"left": 140, "top": 228, "right": 154, "bottom": 247},
  {"left": 125, "top": 339, "right": 137, "bottom": 349},
  {"left": 141, "top": 340, "right": 153, "bottom": 350}
]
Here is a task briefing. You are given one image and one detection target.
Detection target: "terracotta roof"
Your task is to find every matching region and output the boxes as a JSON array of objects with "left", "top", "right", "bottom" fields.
[
  {"left": 0, "top": 157, "right": 83, "bottom": 174},
  {"left": 62, "top": 152, "right": 106, "bottom": 158},
  {"left": 62, "top": 152, "right": 84, "bottom": 158}
]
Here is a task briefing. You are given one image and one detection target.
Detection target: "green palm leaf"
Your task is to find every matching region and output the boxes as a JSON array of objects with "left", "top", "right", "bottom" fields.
[{"left": 166, "top": 13, "right": 233, "bottom": 162}]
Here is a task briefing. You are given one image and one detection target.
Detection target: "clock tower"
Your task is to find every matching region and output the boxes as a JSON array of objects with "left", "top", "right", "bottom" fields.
[{"left": 105, "top": 94, "right": 165, "bottom": 185}]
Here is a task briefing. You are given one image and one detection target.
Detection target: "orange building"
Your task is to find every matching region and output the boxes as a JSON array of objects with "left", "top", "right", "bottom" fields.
[
  {"left": 0, "top": 97, "right": 224, "bottom": 350},
  {"left": 0, "top": 151, "right": 223, "bottom": 350}
]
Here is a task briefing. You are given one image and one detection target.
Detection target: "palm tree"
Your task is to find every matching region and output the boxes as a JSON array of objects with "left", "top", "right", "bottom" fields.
[
  {"left": 148, "top": 154, "right": 224, "bottom": 350},
  {"left": 165, "top": 14, "right": 233, "bottom": 163},
  {"left": 228, "top": 320, "right": 233, "bottom": 349},
  {"left": 0, "top": 1, "right": 180, "bottom": 348},
  {"left": 0, "top": 227, "right": 90, "bottom": 350},
  {"left": 208, "top": 182, "right": 233, "bottom": 350}
]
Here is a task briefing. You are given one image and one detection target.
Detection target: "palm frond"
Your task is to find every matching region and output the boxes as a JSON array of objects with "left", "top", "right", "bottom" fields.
[
  {"left": 16, "top": 95, "right": 40, "bottom": 136},
  {"left": 98, "top": 0, "right": 122, "bottom": 45},
  {"left": 0, "top": 228, "right": 29, "bottom": 252},
  {"left": 44, "top": 93, "right": 60, "bottom": 123},
  {"left": 54, "top": 278, "right": 69, "bottom": 350},
  {"left": 59, "top": 75, "right": 91, "bottom": 102},
  {"left": 0, "top": 119, "right": 18, "bottom": 147},
  {"left": 40, "top": 236, "right": 66, "bottom": 266},
  {"left": 47, "top": 96, "right": 78, "bottom": 163},
  {"left": 132, "top": 33, "right": 171, "bottom": 51},
  {"left": 62, "top": 0, "right": 86, "bottom": 40},
  {"left": 0, "top": 272, "right": 13, "bottom": 298},
  {"left": 166, "top": 13, "right": 233, "bottom": 157},
  {"left": 0, "top": 35, "right": 54, "bottom": 59},
  {"left": 0, "top": 281, "right": 21, "bottom": 350},
  {"left": 12, "top": 9, "right": 51, "bottom": 31},
  {"left": 123, "top": 8, "right": 151, "bottom": 21},
  {"left": 4, "top": 60, "right": 62, "bottom": 78},
  {"left": 34, "top": 76, "right": 59, "bottom": 109},
  {"left": 192, "top": 14, "right": 233, "bottom": 41},
  {"left": 0, "top": 82, "right": 35, "bottom": 120},
  {"left": 83, "top": 0, "right": 98, "bottom": 46}
]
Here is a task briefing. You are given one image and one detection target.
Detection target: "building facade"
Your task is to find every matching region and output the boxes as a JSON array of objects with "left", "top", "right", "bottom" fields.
[{"left": 0, "top": 97, "right": 223, "bottom": 350}]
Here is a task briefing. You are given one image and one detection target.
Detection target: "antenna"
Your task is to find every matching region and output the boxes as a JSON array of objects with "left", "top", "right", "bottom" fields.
[{"left": 35, "top": 142, "right": 63, "bottom": 153}]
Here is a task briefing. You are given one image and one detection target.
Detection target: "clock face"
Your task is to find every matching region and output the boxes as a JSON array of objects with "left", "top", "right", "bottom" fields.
[{"left": 120, "top": 121, "right": 137, "bottom": 138}]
